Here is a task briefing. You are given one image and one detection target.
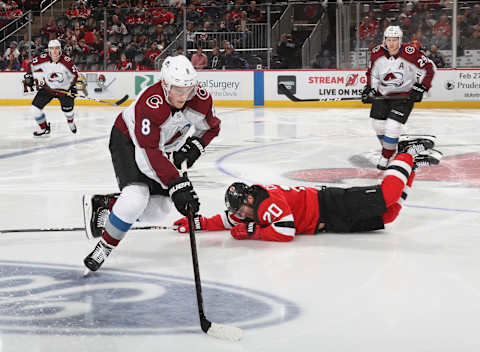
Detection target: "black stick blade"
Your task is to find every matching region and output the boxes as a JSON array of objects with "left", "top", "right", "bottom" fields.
[{"left": 115, "top": 95, "right": 129, "bottom": 105}]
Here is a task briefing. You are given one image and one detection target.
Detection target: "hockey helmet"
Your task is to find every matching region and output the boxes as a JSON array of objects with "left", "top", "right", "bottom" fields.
[
  {"left": 225, "top": 182, "right": 250, "bottom": 213},
  {"left": 48, "top": 39, "right": 62, "bottom": 59},
  {"left": 383, "top": 26, "right": 403, "bottom": 44},
  {"left": 160, "top": 55, "right": 197, "bottom": 103}
]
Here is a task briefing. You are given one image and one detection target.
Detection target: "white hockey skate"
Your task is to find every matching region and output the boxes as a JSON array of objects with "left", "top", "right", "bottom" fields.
[{"left": 398, "top": 134, "right": 436, "bottom": 156}]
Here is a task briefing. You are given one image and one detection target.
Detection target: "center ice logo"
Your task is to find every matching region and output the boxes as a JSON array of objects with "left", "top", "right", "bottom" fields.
[{"left": 0, "top": 261, "right": 298, "bottom": 335}]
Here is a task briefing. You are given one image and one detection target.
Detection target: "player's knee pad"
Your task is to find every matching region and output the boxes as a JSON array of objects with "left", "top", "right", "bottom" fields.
[
  {"left": 112, "top": 184, "right": 150, "bottom": 224},
  {"left": 30, "top": 105, "right": 43, "bottom": 118},
  {"left": 140, "top": 196, "right": 172, "bottom": 223}
]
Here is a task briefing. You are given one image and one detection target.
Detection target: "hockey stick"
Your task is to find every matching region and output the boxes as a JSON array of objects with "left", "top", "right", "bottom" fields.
[
  {"left": 48, "top": 88, "right": 129, "bottom": 106},
  {"left": 183, "top": 165, "right": 243, "bottom": 341},
  {"left": 278, "top": 83, "right": 410, "bottom": 102},
  {"left": 0, "top": 225, "right": 174, "bottom": 234}
]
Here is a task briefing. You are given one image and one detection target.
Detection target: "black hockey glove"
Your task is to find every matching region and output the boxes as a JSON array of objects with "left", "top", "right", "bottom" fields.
[
  {"left": 172, "top": 136, "right": 205, "bottom": 169},
  {"left": 361, "top": 85, "right": 377, "bottom": 104},
  {"left": 409, "top": 83, "right": 427, "bottom": 102},
  {"left": 168, "top": 175, "right": 200, "bottom": 216},
  {"left": 24, "top": 72, "right": 34, "bottom": 88},
  {"left": 69, "top": 84, "right": 78, "bottom": 97}
]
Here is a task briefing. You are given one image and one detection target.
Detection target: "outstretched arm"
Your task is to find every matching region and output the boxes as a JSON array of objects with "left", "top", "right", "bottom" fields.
[{"left": 174, "top": 211, "right": 243, "bottom": 233}]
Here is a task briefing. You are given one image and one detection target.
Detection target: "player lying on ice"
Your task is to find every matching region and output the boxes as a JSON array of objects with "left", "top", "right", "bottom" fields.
[{"left": 174, "top": 136, "right": 443, "bottom": 241}]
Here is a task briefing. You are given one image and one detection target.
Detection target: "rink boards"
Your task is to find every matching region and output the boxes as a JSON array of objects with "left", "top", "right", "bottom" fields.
[{"left": 1, "top": 69, "right": 479, "bottom": 108}]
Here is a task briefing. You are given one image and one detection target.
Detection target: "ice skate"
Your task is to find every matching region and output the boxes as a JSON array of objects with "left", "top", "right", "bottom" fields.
[
  {"left": 413, "top": 149, "right": 443, "bottom": 170},
  {"left": 398, "top": 135, "right": 436, "bottom": 156},
  {"left": 68, "top": 121, "right": 77, "bottom": 134},
  {"left": 376, "top": 156, "right": 390, "bottom": 170},
  {"left": 84, "top": 239, "right": 114, "bottom": 273},
  {"left": 33, "top": 122, "right": 51, "bottom": 137},
  {"left": 82, "top": 194, "right": 116, "bottom": 239}
]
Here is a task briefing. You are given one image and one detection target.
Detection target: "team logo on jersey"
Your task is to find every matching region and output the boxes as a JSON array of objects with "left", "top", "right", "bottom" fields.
[
  {"left": 284, "top": 153, "right": 480, "bottom": 188},
  {"left": 196, "top": 85, "right": 210, "bottom": 100},
  {"left": 381, "top": 71, "right": 404, "bottom": 87},
  {"left": 47, "top": 72, "right": 64, "bottom": 83},
  {"left": 405, "top": 46, "right": 415, "bottom": 54},
  {"left": 0, "top": 261, "right": 299, "bottom": 335},
  {"left": 146, "top": 94, "right": 163, "bottom": 109},
  {"left": 445, "top": 80, "right": 455, "bottom": 90}
]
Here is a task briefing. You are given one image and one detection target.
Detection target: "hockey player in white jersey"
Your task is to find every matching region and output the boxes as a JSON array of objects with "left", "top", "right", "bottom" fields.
[
  {"left": 361, "top": 26, "right": 436, "bottom": 170},
  {"left": 23, "top": 39, "right": 80, "bottom": 136},
  {"left": 82, "top": 55, "right": 221, "bottom": 273}
]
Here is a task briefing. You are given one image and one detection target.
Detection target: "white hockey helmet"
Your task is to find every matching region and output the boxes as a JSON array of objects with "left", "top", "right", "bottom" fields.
[
  {"left": 161, "top": 55, "right": 197, "bottom": 103},
  {"left": 48, "top": 39, "right": 62, "bottom": 58},
  {"left": 383, "top": 26, "right": 403, "bottom": 44}
]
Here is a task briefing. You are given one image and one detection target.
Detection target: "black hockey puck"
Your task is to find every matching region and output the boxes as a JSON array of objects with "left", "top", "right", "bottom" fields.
[{"left": 94, "top": 88, "right": 103, "bottom": 92}]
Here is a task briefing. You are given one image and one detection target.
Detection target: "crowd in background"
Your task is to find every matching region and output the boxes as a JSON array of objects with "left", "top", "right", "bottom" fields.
[
  {"left": 351, "top": 0, "right": 480, "bottom": 68},
  {"left": 1, "top": 0, "right": 480, "bottom": 71}
]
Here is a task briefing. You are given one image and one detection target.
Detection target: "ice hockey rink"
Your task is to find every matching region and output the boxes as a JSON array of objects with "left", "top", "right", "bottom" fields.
[{"left": 0, "top": 104, "right": 479, "bottom": 352}]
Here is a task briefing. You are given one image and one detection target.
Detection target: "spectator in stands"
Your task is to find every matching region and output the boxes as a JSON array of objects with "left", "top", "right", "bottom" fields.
[
  {"left": 116, "top": 52, "right": 133, "bottom": 71},
  {"left": 433, "top": 15, "right": 451, "bottom": 38},
  {"left": 430, "top": 30, "right": 449, "bottom": 50},
  {"left": 41, "top": 18, "right": 58, "bottom": 40},
  {"left": 457, "top": 15, "right": 472, "bottom": 38},
  {"left": 246, "top": 1, "right": 263, "bottom": 23},
  {"left": 186, "top": 21, "right": 196, "bottom": 49},
  {"left": 427, "top": 45, "right": 445, "bottom": 68},
  {"left": 359, "top": 15, "right": 377, "bottom": 48},
  {"left": 174, "top": 46, "right": 184, "bottom": 56},
  {"left": 410, "top": 28, "right": 429, "bottom": 51},
  {"left": 208, "top": 46, "right": 223, "bottom": 69},
  {"left": 152, "top": 7, "right": 175, "bottom": 25},
  {"left": 4, "top": 52, "right": 20, "bottom": 71},
  {"left": 222, "top": 45, "right": 248, "bottom": 69},
  {"left": 205, "top": 0, "right": 221, "bottom": 21},
  {"left": 277, "top": 33, "right": 296, "bottom": 69},
  {"left": 145, "top": 41, "right": 161, "bottom": 66},
  {"left": 3, "top": 40, "right": 19, "bottom": 60},
  {"left": 19, "top": 34, "right": 34, "bottom": 54},
  {"left": 464, "top": 30, "right": 480, "bottom": 50},
  {"left": 191, "top": 46, "right": 208, "bottom": 69},
  {"left": 110, "top": 15, "right": 128, "bottom": 35},
  {"left": 217, "top": 20, "right": 228, "bottom": 32}
]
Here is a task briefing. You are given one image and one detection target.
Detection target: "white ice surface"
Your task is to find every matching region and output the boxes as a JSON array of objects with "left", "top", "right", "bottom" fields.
[{"left": 0, "top": 105, "right": 479, "bottom": 351}]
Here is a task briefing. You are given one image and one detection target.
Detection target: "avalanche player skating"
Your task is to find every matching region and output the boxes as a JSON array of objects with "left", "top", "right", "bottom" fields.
[
  {"left": 23, "top": 39, "right": 80, "bottom": 136},
  {"left": 82, "top": 55, "right": 221, "bottom": 272},
  {"left": 174, "top": 137, "right": 442, "bottom": 242},
  {"left": 361, "top": 26, "right": 436, "bottom": 170}
]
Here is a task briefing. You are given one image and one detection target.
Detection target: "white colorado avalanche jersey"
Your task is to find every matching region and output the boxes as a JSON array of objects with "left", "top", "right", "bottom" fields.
[
  {"left": 29, "top": 53, "right": 78, "bottom": 90},
  {"left": 366, "top": 44, "right": 436, "bottom": 96}
]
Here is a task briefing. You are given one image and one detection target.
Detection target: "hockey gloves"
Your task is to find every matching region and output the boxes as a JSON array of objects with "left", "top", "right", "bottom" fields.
[
  {"left": 174, "top": 215, "right": 207, "bottom": 233},
  {"left": 409, "top": 83, "right": 427, "bottom": 102},
  {"left": 173, "top": 136, "right": 205, "bottom": 169},
  {"left": 69, "top": 84, "right": 78, "bottom": 97},
  {"left": 168, "top": 175, "right": 200, "bottom": 216},
  {"left": 24, "top": 72, "right": 34, "bottom": 88},
  {"left": 231, "top": 222, "right": 260, "bottom": 240},
  {"left": 361, "top": 85, "right": 377, "bottom": 104}
]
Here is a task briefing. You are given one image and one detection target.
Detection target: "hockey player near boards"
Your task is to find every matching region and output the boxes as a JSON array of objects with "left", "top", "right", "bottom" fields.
[
  {"left": 361, "top": 26, "right": 436, "bottom": 170},
  {"left": 82, "top": 55, "right": 221, "bottom": 272},
  {"left": 23, "top": 39, "right": 80, "bottom": 136},
  {"left": 173, "top": 137, "right": 442, "bottom": 242}
]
